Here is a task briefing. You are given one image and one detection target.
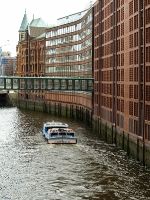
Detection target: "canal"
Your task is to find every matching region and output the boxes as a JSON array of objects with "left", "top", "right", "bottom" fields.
[{"left": 0, "top": 107, "right": 150, "bottom": 200}]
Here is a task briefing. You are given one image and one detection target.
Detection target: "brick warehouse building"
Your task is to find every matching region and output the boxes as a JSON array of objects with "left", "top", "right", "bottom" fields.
[
  {"left": 93, "top": 0, "right": 150, "bottom": 165},
  {"left": 16, "top": 1, "right": 150, "bottom": 165},
  {"left": 15, "top": 10, "right": 47, "bottom": 102}
]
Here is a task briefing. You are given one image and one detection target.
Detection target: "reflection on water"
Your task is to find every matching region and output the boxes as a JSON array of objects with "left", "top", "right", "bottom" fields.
[{"left": 0, "top": 107, "right": 150, "bottom": 200}]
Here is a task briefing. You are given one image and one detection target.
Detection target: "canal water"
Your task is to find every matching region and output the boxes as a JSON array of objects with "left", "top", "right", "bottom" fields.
[{"left": 0, "top": 107, "right": 150, "bottom": 200}]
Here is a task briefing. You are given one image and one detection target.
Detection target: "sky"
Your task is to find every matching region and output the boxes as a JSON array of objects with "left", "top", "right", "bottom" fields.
[{"left": 0, "top": 0, "right": 95, "bottom": 56}]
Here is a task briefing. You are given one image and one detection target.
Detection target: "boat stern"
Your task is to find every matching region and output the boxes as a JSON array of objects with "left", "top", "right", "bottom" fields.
[{"left": 48, "top": 138, "right": 77, "bottom": 144}]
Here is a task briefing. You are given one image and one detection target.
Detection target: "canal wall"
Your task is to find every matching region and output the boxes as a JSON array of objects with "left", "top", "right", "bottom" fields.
[
  {"left": 17, "top": 100, "right": 93, "bottom": 126},
  {"left": 7, "top": 92, "right": 18, "bottom": 106},
  {"left": 17, "top": 99, "right": 150, "bottom": 168},
  {"left": 0, "top": 92, "right": 17, "bottom": 107},
  {"left": 92, "top": 116, "right": 150, "bottom": 167}
]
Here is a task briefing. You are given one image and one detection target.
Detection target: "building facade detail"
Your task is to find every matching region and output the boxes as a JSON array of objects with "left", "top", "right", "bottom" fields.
[
  {"left": 15, "top": 13, "right": 47, "bottom": 101},
  {"left": 45, "top": 8, "right": 93, "bottom": 110},
  {"left": 93, "top": 0, "right": 150, "bottom": 142},
  {"left": 16, "top": 0, "right": 150, "bottom": 149}
]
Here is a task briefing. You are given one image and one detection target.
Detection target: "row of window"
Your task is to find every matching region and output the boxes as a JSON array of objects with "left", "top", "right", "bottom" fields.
[
  {"left": 45, "top": 62, "right": 92, "bottom": 73},
  {"left": 21, "top": 64, "right": 43, "bottom": 72},
  {"left": 46, "top": 37, "right": 92, "bottom": 55},
  {"left": 46, "top": 25, "right": 92, "bottom": 47},
  {"left": 46, "top": 13, "right": 92, "bottom": 38},
  {"left": 57, "top": 10, "right": 90, "bottom": 26},
  {"left": 46, "top": 50, "right": 92, "bottom": 64}
]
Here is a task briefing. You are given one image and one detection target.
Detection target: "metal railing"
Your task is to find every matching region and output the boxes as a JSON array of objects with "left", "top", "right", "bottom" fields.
[{"left": 0, "top": 76, "right": 94, "bottom": 91}]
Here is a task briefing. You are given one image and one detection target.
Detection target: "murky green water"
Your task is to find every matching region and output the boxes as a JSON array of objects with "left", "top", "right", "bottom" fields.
[{"left": 0, "top": 107, "right": 150, "bottom": 200}]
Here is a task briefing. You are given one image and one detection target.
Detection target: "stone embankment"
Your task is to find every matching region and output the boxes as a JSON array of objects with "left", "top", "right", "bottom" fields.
[
  {"left": 0, "top": 91, "right": 17, "bottom": 106},
  {"left": 7, "top": 91, "right": 18, "bottom": 106}
]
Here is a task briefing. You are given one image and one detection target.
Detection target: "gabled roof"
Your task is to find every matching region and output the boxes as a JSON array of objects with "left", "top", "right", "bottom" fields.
[
  {"left": 30, "top": 18, "right": 47, "bottom": 27},
  {"left": 36, "top": 32, "right": 46, "bottom": 39},
  {"left": 31, "top": 32, "right": 46, "bottom": 41},
  {"left": 29, "top": 27, "right": 46, "bottom": 38},
  {"left": 19, "top": 10, "right": 29, "bottom": 32},
  {"left": 19, "top": 11, "right": 47, "bottom": 40},
  {"left": 28, "top": 17, "right": 47, "bottom": 39}
]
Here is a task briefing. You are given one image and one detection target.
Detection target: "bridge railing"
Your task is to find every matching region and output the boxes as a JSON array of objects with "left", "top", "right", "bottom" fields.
[{"left": 0, "top": 77, "right": 94, "bottom": 91}]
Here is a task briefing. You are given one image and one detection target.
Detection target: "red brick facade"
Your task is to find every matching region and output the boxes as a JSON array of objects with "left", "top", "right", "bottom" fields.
[{"left": 93, "top": 0, "right": 150, "bottom": 143}]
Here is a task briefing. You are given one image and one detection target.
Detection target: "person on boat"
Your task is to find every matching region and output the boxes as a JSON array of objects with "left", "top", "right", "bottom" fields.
[{"left": 48, "top": 128, "right": 52, "bottom": 133}]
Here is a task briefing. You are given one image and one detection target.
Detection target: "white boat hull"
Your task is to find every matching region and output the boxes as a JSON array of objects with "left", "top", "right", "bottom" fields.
[{"left": 48, "top": 138, "right": 77, "bottom": 144}]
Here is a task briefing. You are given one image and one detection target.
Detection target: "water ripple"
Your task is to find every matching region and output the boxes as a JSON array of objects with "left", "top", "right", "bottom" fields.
[{"left": 0, "top": 108, "right": 150, "bottom": 199}]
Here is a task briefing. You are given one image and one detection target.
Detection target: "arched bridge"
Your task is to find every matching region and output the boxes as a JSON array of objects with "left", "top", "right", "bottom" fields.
[{"left": 0, "top": 76, "right": 94, "bottom": 91}]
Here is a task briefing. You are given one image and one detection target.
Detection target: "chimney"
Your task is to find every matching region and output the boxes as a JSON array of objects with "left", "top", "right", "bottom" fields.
[{"left": 33, "top": 14, "right": 34, "bottom": 19}]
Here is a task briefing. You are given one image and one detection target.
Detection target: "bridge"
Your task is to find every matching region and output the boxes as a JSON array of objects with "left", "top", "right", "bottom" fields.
[{"left": 0, "top": 76, "right": 94, "bottom": 91}]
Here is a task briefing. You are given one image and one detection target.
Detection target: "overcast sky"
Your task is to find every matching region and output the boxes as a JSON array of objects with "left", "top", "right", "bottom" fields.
[{"left": 0, "top": 0, "right": 95, "bottom": 56}]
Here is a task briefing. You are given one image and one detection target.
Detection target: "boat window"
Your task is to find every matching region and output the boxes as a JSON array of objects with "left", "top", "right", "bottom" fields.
[
  {"left": 51, "top": 133, "right": 58, "bottom": 137},
  {"left": 67, "top": 133, "right": 74, "bottom": 137},
  {"left": 59, "top": 132, "right": 66, "bottom": 136},
  {"left": 50, "top": 127, "right": 68, "bottom": 129}
]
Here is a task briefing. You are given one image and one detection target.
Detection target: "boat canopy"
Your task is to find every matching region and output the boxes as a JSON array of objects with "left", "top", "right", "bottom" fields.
[{"left": 44, "top": 122, "right": 68, "bottom": 128}]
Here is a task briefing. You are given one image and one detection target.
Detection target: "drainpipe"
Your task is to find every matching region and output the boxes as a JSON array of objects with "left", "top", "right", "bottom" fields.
[
  {"left": 143, "top": 0, "right": 146, "bottom": 142},
  {"left": 138, "top": 0, "right": 143, "bottom": 138},
  {"left": 98, "top": 0, "right": 102, "bottom": 117},
  {"left": 92, "top": 6, "right": 94, "bottom": 115},
  {"left": 112, "top": 0, "right": 117, "bottom": 126}
]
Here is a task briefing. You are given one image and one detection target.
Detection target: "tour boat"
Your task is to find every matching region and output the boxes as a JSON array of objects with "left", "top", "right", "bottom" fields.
[{"left": 42, "top": 121, "right": 77, "bottom": 144}]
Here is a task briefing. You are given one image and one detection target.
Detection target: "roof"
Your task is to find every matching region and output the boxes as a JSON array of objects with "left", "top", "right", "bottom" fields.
[
  {"left": 47, "top": 24, "right": 56, "bottom": 28},
  {"left": 28, "top": 18, "right": 47, "bottom": 38},
  {"left": 30, "top": 18, "right": 47, "bottom": 27},
  {"left": 29, "top": 27, "right": 46, "bottom": 38},
  {"left": 36, "top": 32, "right": 46, "bottom": 39},
  {"left": 19, "top": 12, "right": 47, "bottom": 39},
  {"left": 19, "top": 10, "right": 29, "bottom": 32}
]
